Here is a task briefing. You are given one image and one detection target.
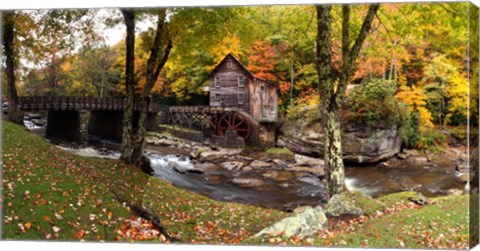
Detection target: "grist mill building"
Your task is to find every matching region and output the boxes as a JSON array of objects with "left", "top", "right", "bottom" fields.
[{"left": 207, "top": 54, "right": 279, "bottom": 123}]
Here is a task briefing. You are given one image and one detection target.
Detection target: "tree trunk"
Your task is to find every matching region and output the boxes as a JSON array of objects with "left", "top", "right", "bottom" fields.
[
  {"left": 119, "top": 9, "right": 136, "bottom": 163},
  {"left": 316, "top": 4, "right": 379, "bottom": 198},
  {"left": 324, "top": 109, "right": 346, "bottom": 196},
  {"left": 316, "top": 5, "right": 345, "bottom": 198},
  {"left": 130, "top": 99, "right": 149, "bottom": 164},
  {"left": 130, "top": 10, "right": 172, "bottom": 165},
  {"left": 2, "top": 12, "right": 23, "bottom": 124}
]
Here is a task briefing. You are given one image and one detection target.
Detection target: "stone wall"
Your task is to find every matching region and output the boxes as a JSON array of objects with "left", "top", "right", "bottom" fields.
[{"left": 257, "top": 123, "right": 279, "bottom": 147}]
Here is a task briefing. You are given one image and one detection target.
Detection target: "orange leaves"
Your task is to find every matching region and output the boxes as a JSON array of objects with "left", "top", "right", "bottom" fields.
[
  {"left": 75, "top": 230, "right": 85, "bottom": 239},
  {"left": 44, "top": 215, "right": 52, "bottom": 223},
  {"left": 116, "top": 217, "right": 169, "bottom": 242},
  {"left": 247, "top": 40, "right": 286, "bottom": 83}
]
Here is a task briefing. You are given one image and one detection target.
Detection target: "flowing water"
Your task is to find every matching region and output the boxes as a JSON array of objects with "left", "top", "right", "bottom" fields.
[{"left": 24, "top": 119, "right": 465, "bottom": 211}]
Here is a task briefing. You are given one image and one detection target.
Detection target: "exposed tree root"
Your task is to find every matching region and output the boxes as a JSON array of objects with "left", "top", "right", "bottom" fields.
[{"left": 110, "top": 189, "right": 180, "bottom": 242}]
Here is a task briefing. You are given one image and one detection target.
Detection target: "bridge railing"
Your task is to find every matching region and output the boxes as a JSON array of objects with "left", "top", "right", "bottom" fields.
[{"left": 18, "top": 96, "right": 162, "bottom": 113}]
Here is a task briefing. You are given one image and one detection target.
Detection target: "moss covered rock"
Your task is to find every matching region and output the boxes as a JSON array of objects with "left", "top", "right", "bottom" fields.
[
  {"left": 254, "top": 206, "right": 328, "bottom": 238},
  {"left": 326, "top": 192, "right": 385, "bottom": 217}
]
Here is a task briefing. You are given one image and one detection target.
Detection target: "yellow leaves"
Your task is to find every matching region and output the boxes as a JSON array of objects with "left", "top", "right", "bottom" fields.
[
  {"left": 210, "top": 33, "right": 243, "bottom": 70},
  {"left": 445, "top": 71, "right": 469, "bottom": 123},
  {"left": 395, "top": 85, "right": 433, "bottom": 129},
  {"left": 61, "top": 60, "right": 73, "bottom": 72}
]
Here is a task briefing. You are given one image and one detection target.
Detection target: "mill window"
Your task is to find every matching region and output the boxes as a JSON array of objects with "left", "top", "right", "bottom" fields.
[
  {"left": 215, "top": 77, "right": 220, "bottom": 88},
  {"left": 238, "top": 93, "right": 244, "bottom": 104},
  {"left": 227, "top": 61, "right": 233, "bottom": 68},
  {"left": 260, "top": 82, "right": 265, "bottom": 92},
  {"left": 215, "top": 94, "right": 221, "bottom": 100},
  {"left": 238, "top": 76, "right": 244, "bottom": 87}
]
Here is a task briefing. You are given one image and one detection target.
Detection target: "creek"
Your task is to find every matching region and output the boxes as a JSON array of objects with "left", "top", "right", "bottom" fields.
[{"left": 24, "top": 119, "right": 466, "bottom": 211}]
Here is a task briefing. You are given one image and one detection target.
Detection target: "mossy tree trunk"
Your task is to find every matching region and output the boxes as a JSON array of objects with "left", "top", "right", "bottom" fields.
[
  {"left": 2, "top": 11, "right": 23, "bottom": 125},
  {"left": 119, "top": 9, "right": 136, "bottom": 164},
  {"left": 119, "top": 9, "right": 172, "bottom": 165},
  {"left": 315, "top": 4, "right": 379, "bottom": 198}
]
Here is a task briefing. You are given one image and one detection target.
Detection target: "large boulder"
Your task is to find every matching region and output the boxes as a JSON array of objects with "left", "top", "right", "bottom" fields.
[
  {"left": 140, "top": 155, "right": 155, "bottom": 175},
  {"left": 294, "top": 154, "right": 325, "bottom": 167},
  {"left": 277, "top": 107, "right": 402, "bottom": 163},
  {"left": 197, "top": 148, "right": 243, "bottom": 162},
  {"left": 254, "top": 206, "right": 328, "bottom": 238}
]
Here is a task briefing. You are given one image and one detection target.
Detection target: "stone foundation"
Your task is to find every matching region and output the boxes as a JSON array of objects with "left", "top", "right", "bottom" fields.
[{"left": 211, "top": 130, "right": 245, "bottom": 149}]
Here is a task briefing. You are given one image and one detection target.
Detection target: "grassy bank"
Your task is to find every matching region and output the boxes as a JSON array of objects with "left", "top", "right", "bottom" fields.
[
  {"left": 1, "top": 120, "right": 472, "bottom": 248},
  {"left": 1, "top": 121, "right": 287, "bottom": 243},
  {"left": 245, "top": 191, "right": 471, "bottom": 249}
]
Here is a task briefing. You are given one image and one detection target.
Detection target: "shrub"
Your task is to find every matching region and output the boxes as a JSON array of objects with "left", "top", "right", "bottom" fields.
[
  {"left": 285, "top": 88, "right": 320, "bottom": 121},
  {"left": 342, "top": 79, "right": 398, "bottom": 127},
  {"left": 398, "top": 102, "right": 421, "bottom": 149},
  {"left": 418, "top": 128, "right": 446, "bottom": 151}
]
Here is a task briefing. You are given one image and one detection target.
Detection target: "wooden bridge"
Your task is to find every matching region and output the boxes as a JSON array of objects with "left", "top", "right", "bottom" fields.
[
  {"left": 16, "top": 96, "right": 273, "bottom": 146},
  {"left": 18, "top": 96, "right": 162, "bottom": 113}
]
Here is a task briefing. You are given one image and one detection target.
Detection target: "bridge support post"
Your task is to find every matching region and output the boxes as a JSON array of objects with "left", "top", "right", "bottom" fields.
[
  {"left": 146, "top": 113, "right": 159, "bottom": 131},
  {"left": 79, "top": 110, "right": 90, "bottom": 146}
]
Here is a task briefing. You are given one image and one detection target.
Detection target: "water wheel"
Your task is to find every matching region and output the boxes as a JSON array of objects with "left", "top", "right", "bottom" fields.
[{"left": 216, "top": 112, "right": 253, "bottom": 140}]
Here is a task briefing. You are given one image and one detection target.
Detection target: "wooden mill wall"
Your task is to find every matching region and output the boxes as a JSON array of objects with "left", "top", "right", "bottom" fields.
[
  {"left": 248, "top": 78, "right": 278, "bottom": 121},
  {"left": 209, "top": 56, "right": 250, "bottom": 111}
]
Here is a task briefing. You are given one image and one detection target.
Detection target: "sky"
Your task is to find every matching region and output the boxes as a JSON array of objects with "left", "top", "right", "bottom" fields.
[{"left": 95, "top": 9, "right": 154, "bottom": 46}]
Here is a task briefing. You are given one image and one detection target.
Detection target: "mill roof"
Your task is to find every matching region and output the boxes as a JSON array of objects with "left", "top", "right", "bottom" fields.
[{"left": 208, "top": 53, "right": 279, "bottom": 89}]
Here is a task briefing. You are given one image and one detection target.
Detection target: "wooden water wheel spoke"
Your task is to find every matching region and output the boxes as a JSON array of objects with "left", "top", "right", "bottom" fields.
[
  {"left": 216, "top": 112, "right": 252, "bottom": 140},
  {"left": 232, "top": 118, "right": 246, "bottom": 129},
  {"left": 221, "top": 117, "right": 232, "bottom": 128}
]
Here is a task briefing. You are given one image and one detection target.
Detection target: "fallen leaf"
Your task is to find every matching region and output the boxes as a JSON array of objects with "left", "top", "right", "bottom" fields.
[
  {"left": 55, "top": 213, "right": 64, "bottom": 220},
  {"left": 75, "top": 230, "right": 85, "bottom": 239}
]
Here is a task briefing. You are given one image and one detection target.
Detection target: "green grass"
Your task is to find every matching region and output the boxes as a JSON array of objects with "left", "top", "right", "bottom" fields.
[
  {"left": 311, "top": 195, "right": 469, "bottom": 249},
  {"left": 1, "top": 120, "right": 287, "bottom": 243},
  {"left": 1, "top": 120, "right": 472, "bottom": 248},
  {"left": 243, "top": 191, "right": 470, "bottom": 249},
  {"left": 265, "top": 147, "right": 294, "bottom": 158}
]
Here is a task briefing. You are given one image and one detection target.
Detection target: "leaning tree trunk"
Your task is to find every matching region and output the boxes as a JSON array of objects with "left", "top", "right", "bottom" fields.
[
  {"left": 2, "top": 12, "right": 23, "bottom": 124},
  {"left": 119, "top": 9, "right": 136, "bottom": 163}
]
